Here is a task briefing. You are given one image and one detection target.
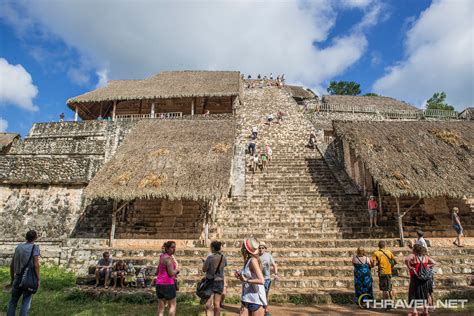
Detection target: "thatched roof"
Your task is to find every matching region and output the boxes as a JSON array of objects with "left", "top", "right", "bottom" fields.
[
  {"left": 333, "top": 121, "right": 474, "bottom": 198},
  {"left": 322, "top": 95, "right": 418, "bottom": 112},
  {"left": 284, "top": 85, "right": 315, "bottom": 100},
  {"left": 0, "top": 133, "right": 19, "bottom": 153},
  {"left": 84, "top": 119, "right": 235, "bottom": 201},
  {"left": 67, "top": 71, "right": 241, "bottom": 105},
  {"left": 459, "top": 107, "right": 474, "bottom": 119}
]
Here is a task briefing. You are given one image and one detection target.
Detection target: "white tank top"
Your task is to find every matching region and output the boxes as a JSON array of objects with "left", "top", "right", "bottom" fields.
[{"left": 241, "top": 258, "right": 268, "bottom": 306}]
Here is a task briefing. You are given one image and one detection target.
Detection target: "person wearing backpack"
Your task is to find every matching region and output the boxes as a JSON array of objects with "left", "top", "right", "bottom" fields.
[
  {"left": 202, "top": 240, "right": 227, "bottom": 316},
  {"left": 405, "top": 244, "right": 436, "bottom": 316},
  {"left": 7, "top": 230, "right": 40, "bottom": 316},
  {"left": 371, "top": 241, "right": 396, "bottom": 309}
]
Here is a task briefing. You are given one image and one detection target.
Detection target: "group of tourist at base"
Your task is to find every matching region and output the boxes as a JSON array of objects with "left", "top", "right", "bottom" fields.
[{"left": 353, "top": 237, "right": 436, "bottom": 316}]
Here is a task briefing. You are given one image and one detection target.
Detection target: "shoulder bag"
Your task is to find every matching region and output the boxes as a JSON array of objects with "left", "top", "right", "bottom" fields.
[
  {"left": 416, "top": 256, "right": 433, "bottom": 281},
  {"left": 196, "top": 254, "right": 223, "bottom": 300},
  {"left": 15, "top": 245, "right": 39, "bottom": 294}
]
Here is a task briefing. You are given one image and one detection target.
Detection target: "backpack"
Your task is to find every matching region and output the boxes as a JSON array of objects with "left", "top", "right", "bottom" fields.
[
  {"left": 15, "top": 245, "right": 39, "bottom": 294},
  {"left": 416, "top": 256, "right": 433, "bottom": 281}
]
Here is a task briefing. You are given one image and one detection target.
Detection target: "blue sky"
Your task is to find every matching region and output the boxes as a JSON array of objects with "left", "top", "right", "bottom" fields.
[{"left": 0, "top": 0, "right": 473, "bottom": 136}]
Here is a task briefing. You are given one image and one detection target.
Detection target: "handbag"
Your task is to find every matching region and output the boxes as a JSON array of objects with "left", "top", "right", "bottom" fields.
[
  {"left": 15, "top": 245, "right": 39, "bottom": 294},
  {"left": 416, "top": 256, "right": 433, "bottom": 281},
  {"left": 196, "top": 254, "right": 223, "bottom": 300}
]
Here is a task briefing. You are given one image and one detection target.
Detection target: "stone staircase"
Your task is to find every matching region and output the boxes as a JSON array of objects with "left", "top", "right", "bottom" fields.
[{"left": 69, "top": 86, "right": 474, "bottom": 301}]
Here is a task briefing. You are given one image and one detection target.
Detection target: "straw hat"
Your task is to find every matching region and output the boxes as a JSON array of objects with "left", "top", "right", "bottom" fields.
[{"left": 243, "top": 238, "right": 259, "bottom": 255}]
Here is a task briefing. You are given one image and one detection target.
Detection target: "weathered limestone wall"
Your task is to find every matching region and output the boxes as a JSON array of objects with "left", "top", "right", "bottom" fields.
[
  {"left": 8, "top": 137, "right": 105, "bottom": 155},
  {"left": 0, "top": 185, "right": 85, "bottom": 239},
  {"left": 424, "top": 197, "right": 450, "bottom": 214}
]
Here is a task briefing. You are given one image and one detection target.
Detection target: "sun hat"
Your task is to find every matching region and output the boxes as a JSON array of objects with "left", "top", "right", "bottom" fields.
[
  {"left": 259, "top": 241, "right": 267, "bottom": 249},
  {"left": 243, "top": 238, "right": 259, "bottom": 255},
  {"left": 370, "top": 195, "right": 375, "bottom": 198}
]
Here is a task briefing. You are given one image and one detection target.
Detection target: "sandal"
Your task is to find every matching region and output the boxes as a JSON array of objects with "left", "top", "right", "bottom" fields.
[{"left": 453, "top": 241, "right": 458, "bottom": 246}]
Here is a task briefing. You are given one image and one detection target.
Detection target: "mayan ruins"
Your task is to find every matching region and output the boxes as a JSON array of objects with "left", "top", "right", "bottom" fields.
[{"left": 0, "top": 70, "right": 473, "bottom": 308}]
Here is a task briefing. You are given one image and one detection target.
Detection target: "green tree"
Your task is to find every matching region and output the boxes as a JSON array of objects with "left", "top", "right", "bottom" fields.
[
  {"left": 327, "top": 81, "right": 361, "bottom": 95},
  {"left": 363, "top": 93, "right": 379, "bottom": 96},
  {"left": 425, "top": 92, "right": 454, "bottom": 111}
]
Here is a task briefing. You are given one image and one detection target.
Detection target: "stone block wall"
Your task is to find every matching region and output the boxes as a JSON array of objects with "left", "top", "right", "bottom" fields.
[
  {"left": 8, "top": 137, "right": 106, "bottom": 155},
  {"left": 28, "top": 121, "right": 108, "bottom": 138},
  {"left": 0, "top": 185, "right": 85, "bottom": 239}
]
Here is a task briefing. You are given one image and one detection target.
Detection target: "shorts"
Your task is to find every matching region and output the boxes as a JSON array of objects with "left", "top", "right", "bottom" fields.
[
  {"left": 264, "top": 279, "right": 272, "bottom": 295},
  {"left": 369, "top": 209, "right": 377, "bottom": 219},
  {"left": 156, "top": 284, "right": 177, "bottom": 300},
  {"left": 211, "top": 280, "right": 225, "bottom": 294},
  {"left": 98, "top": 268, "right": 111, "bottom": 278},
  {"left": 379, "top": 274, "right": 392, "bottom": 292},
  {"left": 453, "top": 224, "right": 463, "bottom": 235},
  {"left": 242, "top": 302, "right": 263, "bottom": 312}
]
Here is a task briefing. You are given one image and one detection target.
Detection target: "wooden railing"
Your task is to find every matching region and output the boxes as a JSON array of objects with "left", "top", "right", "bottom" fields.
[
  {"left": 423, "top": 109, "right": 458, "bottom": 118},
  {"left": 115, "top": 112, "right": 182, "bottom": 121}
]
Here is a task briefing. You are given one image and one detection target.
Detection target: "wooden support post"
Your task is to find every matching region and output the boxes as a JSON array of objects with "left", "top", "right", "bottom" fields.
[
  {"left": 377, "top": 183, "right": 383, "bottom": 216},
  {"left": 109, "top": 200, "right": 117, "bottom": 247},
  {"left": 151, "top": 102, "right": 155, "bottom": 118},
  {"left": 112, "top": 101, "right": 117, "bottom": 121},
  {"left": 396, "top": 198, "right": 404, "bottom": 246},
  {"left": 362, "top": 162, "right": 366, "bottom": 196},
  {"left": 191, "top": 99, "right": 195, "bottom": 116},
  {"left": 74, "top": 106, "right": 79, "bottom": 122}
]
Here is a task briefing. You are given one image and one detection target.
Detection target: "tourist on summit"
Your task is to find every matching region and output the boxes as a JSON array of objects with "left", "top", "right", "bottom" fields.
[
  {"left": 202, "top": 240, "right": 227, "bottom": 316},
  {"left": 266, "top": 113, "right": 273, "bottom": 124},
  {"left": 452, "top": 207, "right": 464, "bottom": 247},
  {"left": 252, "top": 126, "right": 258, "bottom": 139},
  {"left": 405, "top": 244, "right": 436, "bottom": 316},
  {"left": 269, "top": 73, "right": 273, "bottom": 80},
  {"left": 7, "top": 230, "right": 40, "bottom": 316},
  {"left": 156, "top": 241, "right": 179, "bottom": 316},
  {"left": 111, "top": 260, "right": 127, "bottom": 289},
  {"left": 368, "top": 196, "right": 379, "bottom": 228},
  {"left": 235, "top": 238, "right": 267, "bottom": 316},
  {"left": 257, "top": 74, "right": 261, "bottom": 79},
  {"left": 371, "top": 241, "right": 396, "bottom": 308},
  {"left": 95, "top": 251, "right": 113, "bottom": 288},
  {"left": 352, "top": 247, "right": 373, "bottom": 306},
  {"left": 248, "top": 75, "right": 252, "bottom": 79},
  {"left": 258, "top": 242, "right": 279, "bottom": 316},
  {"left": 59, "top": 112, "right": 65, "bottom": 122},
  {"left": 265, "top": 144, "right": 272, "bottom": 163}
]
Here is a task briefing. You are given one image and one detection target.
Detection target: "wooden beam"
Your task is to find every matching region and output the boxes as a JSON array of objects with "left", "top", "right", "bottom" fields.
[
  {"left": 112, "top": 101, "right": 117, "bottom": 121},
  {"left": 74, "top": 105, "right": 79, "bottom": 122},
  {"left": 377, "top": 183, "right": 383, "bottom": 216},
  {"left": 396, "top": 198, "right": 405, "bottom": 246},
  {"left": 401, "top": 198, "right": 422, "bottom": 218},
  {"left": 109, "top": 201, "right": 128, "bottom": 247}
]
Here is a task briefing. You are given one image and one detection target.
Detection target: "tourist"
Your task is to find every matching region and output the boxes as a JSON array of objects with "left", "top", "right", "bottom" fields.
[
  {"left": 409, "top": 230, "right": 428, "bottom": 251},
  {"left": 281, "top": 74, "right": 285, "bottom": 84},
  {"left": 352, "top": 247, "right": 373, "bottom": 306},
  {"left": 7, "top": 230, "right": 40, "bottom": 316},
  {"left": 308, "top": 132, "right": 316, "bottom": 148},
  {"left": 59, "top": 112, "right": 65, "bottom": 122},
  {"left": 257, "top": 74, "right": 261, "bottom": 79},
  {"left": 97, "top": 115, "right": 104, "bottom": 121},
  {"left": 251, "top": 154, "right": 259, "bottom": 174},
  {"left": 111, "top": 260, "right": 126, "bottom": 289},
  {"left": 156, "top": 241, "right": 179, "bottom": 316},
  {"left": 265, "top": 144, "right": 272, "bottom": 163},
  {"left": 235, "top": 238, "right": 267, "bottom": 315},
  {"left": 136, "top": 267, "right": 147, "bottom": 288},
  {"left": 248, "top": 139, "right": 256, "bottom": 156},
  {"left": 202, "top": 241, "right": 227, "bottom": 316},
  {"left": 269, "top": 73, "right": 273, "bottom": 80},
  {"left": 252, "top": 126, "right": 258, "bottom": 139},
  {"left": 371, "top": 241, "right": 396, "bottom": 308},
  {"left": 276, "top": 111, "right": 284, "bottom": 123},
  {"left": 452, "top": 207, "right": 464, "bottom": 247},
  {"left": 258, "top": 242, "right": 279, "bottom": 316},
  {"left": 95, "top": 252, "right": 113, "bottom": 288},
  {"left": 405, "top": 244, "right": 436, "bottom": 315},
  {"left": 261, "top": 152, "right": 268, "bottom": 171},
  {"left": 204, "top": 110, "right": 210, "bottom": 116},
  {"left": 266, "top": 113, "right": 273, "bottom": 124},
  {"left": 248, "top": 75, "right": 252, "bottom": 79},
  {"left": 368, "top": 196, "right": 379, "bottom": 228},
  {"left": 125, "top": 262, "right": 137, "bottom": 287},
  {"left": 263, "top": 75, "right": 267, "bottom": 80}
]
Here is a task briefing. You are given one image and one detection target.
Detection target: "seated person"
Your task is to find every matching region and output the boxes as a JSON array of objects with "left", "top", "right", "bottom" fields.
[
  {"left": 125, "top": 262, "right": 137, "bottom": 287},
  {"left": 112, "top": 260, "right": 127, "bottom": 289},
  {"left": 95, "top": 252, "right": 113, "bottom": 288},
  {"left": 136, "top": 267, "right": 147, "bottom": 288}
]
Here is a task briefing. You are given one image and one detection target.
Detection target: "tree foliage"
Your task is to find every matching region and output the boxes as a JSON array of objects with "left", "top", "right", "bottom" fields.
[
  {"left": 363, "top": 93, "right": 379, "bottom": 96},
  {"left": 426, "top": 92, "right": 454, "bottom": 111},
  {"left": 327, "top": 81, "right": 361, "bottom": 95}
]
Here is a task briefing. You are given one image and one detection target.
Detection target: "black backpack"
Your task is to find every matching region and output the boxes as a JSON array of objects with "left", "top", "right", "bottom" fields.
[
  {"left": 416, "top": 256, "right": 433, "bottom": 281},
  {"left": 15, "top": 245, "right": 39, "bottom": 293}
]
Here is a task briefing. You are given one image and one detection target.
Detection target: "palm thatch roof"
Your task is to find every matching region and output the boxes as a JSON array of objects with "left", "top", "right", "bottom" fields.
[
  {"left": 323, "top": 95, "right": 418, "bottom": 112},
  {"left": 0, "top": 133, "right": 19, "bottom": 153},
  {"left": 284, "top": 85, "right": 316, "bottom": 100},
  {"left": 84, "top": 119, "right": 235, "bottom": 201},
  {"left": 67, "top": 71, "right": 241, "bottom": 105},
  {"left": 333, "top": 121, "right": 474, "bottom": 198}
]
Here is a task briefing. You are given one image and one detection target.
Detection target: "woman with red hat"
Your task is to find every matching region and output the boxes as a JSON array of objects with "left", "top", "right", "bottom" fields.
[{"left": 234, "top": 238, "right": 267, "bottom": 315}]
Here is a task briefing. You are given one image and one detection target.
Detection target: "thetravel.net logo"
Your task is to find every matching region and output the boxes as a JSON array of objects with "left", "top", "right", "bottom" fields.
[{"left": 358, "top": 294, "right": 468, "bottom": 309}]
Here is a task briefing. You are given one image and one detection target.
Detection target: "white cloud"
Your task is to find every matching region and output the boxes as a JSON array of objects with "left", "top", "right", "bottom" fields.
[
  {"left": 0, "top": 58, "right": 39, "bottom": 111},
  {"left": 67, "top": 67, "right": 90, "bottom": 86},
  {"left": 95, "top": 69, "right": 108, "bottom": 88},
  {"left": 373, "top": 0, "right": 474, "bottom": 110},
  {"left": 1, "top": 0, "right": 382, "bottom": 91},
  {"left": 0, "top": 117, "right": 8, "bottom": 132}
]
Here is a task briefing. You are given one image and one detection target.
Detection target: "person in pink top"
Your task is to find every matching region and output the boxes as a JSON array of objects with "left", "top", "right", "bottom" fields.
[
  {"left": 367, "top": 195, "right": 379, "bottom": 228},
  {"left": 156, "top": 241, "right": 179, "bottom": 316}
]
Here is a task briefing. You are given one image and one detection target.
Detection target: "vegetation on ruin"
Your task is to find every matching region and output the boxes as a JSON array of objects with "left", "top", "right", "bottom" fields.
[
  {"left": 327, "top": 80, "right": 361, "bottom": 95},
  {"left": 426, "top": 92, "right": 455, "bottom": 111}
]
